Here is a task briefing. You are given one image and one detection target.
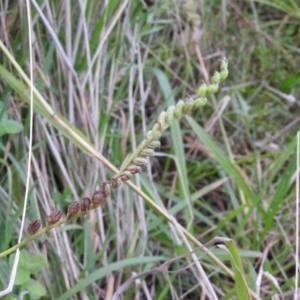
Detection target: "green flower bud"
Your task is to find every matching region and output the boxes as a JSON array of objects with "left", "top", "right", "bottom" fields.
[
  {"left": 146, "top": 130, "right": 153, "bottom": 139},
  {"left": 207, "top": 83, "right": 219, "bottom": 95},
  {"left": 220, "top": 69, "right": 229, "bottom": 81},
  {"left": 197, "top": 83, "right": 208, "bottom": 98},
  {"left": 166, "top": 105, "right": 175, "bottom": 125},
  {"left": 220, "top": 58, "right": 228, "bottom": 71},
  {"left": 193, "top": 97, "right": 207, "bottom": 109},
  {"left": 174, "top": 100, "right": 184, "bottom": 118},
  {"left": 211, "top": 71, "right": 221, "bottom": 84},
  {"left": 183, "top": 99, "right": 194, "bottom": 113},
  {"left": 157, "top": 111, "right": 166, "bottom": 130}
]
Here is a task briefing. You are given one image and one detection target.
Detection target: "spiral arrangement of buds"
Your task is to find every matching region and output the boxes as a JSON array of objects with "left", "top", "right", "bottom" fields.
[
  {"left": 116, "top": 58, "right": 229, "bottom": 176},
  {"left": 0, "top": 58, "right": 228, "bottom": 258}
]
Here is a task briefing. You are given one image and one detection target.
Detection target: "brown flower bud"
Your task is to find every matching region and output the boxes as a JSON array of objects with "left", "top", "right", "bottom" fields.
[
  {"left": 47, "top": 209, "right": 62, "bottom": 226},
  {"left": 118, "top": 171, "right": 132, "bottom": 181},
  {"left": 67, "top": 201, "right": 80, "bottom": 220},
  {"left": 126, "top": 165, "right": 142, "bottom": 174},
  {"left": 92, "top": 191, "right": 103, "bottom": 205},
  {"left": 27, "top": 219, "right": 41, "bottom": 235},
  {"left": 101, "top": 181, "right": 111, "bottom": 198},
  {"left": 110, "top": 177, "right": 122, "bottom": 189},
  {"left": 81, "top": 197, "right": 91, "bottom": 213}
]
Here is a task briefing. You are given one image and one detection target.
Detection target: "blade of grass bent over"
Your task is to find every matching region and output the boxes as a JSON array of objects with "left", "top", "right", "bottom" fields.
[{"left": 218, "top": 237, "right": 252, "bottom": 300}]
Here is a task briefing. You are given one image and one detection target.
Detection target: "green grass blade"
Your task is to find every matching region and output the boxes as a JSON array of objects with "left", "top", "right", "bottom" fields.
[
  {"left": 0, "top": 64, "right": 91, "bottom": 152},
  {"left": 186, "top": 116, "right": 256, "bottom": 204},
  {"left": 57, "top": 256, "right": 166, "bottom": 300},
  {"left": 222, "top": 238, "right": 252, "bottom": 300}
]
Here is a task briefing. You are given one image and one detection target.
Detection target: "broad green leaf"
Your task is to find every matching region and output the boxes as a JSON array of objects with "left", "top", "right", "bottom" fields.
[
  {"left": 26, "top": 254, "right": 47, "bottom": 273},
  {"left": 9, "top": 250, "right": 30, "bottom": 269},
  {"left": 23, "top": 278, "right": 47, "bottom": 297},
  {"left": 14, "top": 267, "right": 30, "bottom": 286},
  {"left": 0, "top": 119, "right": 23, "bottom": 136}
]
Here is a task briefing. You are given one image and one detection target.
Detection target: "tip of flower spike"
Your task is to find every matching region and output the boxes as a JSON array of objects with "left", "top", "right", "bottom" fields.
[{"left": 220, "top": 57, "right": 228, "bottom": 71}]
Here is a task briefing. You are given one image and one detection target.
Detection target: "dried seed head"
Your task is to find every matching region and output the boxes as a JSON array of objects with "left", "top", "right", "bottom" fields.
[
  {"left": 147, "top": 140, "right": 161, "bottom": 149},
  {"left": 81, "top": 197, "right": 91, "bottom": 213},
  {"left": 139, "top": 148, "right": 154, "bottom": 157},
  {"left": 126, "top": 165, "right": 142, "bottom": 174},
  {"left": 67, "top": 201, "right": 80, "bottom": 220},
  {"left": 118, "top": 171, "right": 132, "bottom": 181},
  {"left": 47, "top": 209, "right": 62, "bottom": 226},
  {"left": 27, "top": 219, "right": 41, "bottom": 235},
  {"left": 133, "top": 157, "right": 147, "bottom": 166},
  {"left": 110, "top": 177, "right": 122, "bottom": 189},
  {"left": 92, "top": 190, "right": 104, "bottom": 205},
  {"left": 101, "top": 181, "right": 111, "bottom": 198}
]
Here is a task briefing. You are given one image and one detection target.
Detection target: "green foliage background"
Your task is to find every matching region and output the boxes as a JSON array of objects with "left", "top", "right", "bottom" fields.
[{"left": 0, "top": 0, "right": 299, "bottom": 299}]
